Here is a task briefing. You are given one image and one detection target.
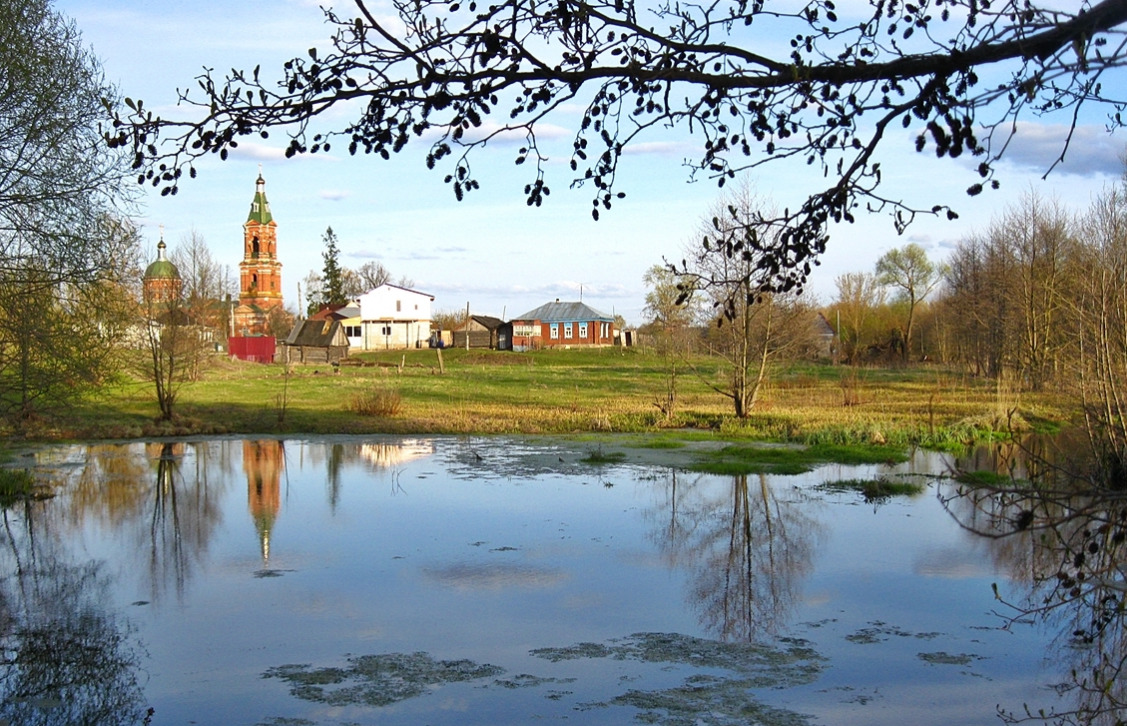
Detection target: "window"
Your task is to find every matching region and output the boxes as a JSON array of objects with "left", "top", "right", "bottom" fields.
[
  {"left": 549, "top": 324, "right": 559, "bottom": 339},
  {"left": 564, "top": 323, "right": 573, "bottom": 338},
  {"left": 381, "top": 325, "right": 392, "bottom": 336},
  {"left": 345, "top": 326, "right": 361, "bottom": 337},
  {"left": 578, "top": 322, "right": 588, "bottom": 338},
  {"left": 396, "top": 300, "right": 402, "bottom": 312}
]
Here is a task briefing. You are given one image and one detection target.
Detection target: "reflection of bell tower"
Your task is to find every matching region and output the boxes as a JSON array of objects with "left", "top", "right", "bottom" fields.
[
  {"left": 233, "top": 171, "right": 284, "bottom": 335},
  {"left": 244, "top": 440, "right": 284, "bottom": 567}
]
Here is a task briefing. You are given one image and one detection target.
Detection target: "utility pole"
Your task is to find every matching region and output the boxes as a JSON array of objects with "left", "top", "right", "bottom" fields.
[{"left": 465, "top": 301, "right": 470, "bottom": 350}]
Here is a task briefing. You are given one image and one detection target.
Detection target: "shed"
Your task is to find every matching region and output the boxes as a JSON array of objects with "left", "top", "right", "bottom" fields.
[
  {"left": 279, "top": 319, "right": 350, "bottom": 364},
  {"left": 451, "top": 315, "right": 512, "bottom": 350}
]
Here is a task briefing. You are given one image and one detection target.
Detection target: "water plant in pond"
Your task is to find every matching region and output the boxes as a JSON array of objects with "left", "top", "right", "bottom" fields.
[
  {"left": 580, "top": 446, "right": 627, "bottom": 464},
  {"left": 819, "top": 477, "right": 925, "bottom": 502},
  {"left": 689, "top": 442, "right": 908, "bottom": 475},
  {"left": 534, "top": 633, "right": 825, "bottom": 726},
  {"left": 953, "top": 469, "right": 1021, "bottom": 488},
  {"left": 262, "top": 633, "right": 824, "bottom": 725},
  {"left": 0, "top": 468, "right": 48, "bottom": 507},
  {"left": 264, "top": 652, "right": 505, "bottom": 707}
]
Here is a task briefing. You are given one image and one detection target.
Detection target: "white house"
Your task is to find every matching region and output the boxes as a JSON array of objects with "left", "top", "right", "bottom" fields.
[{"left": 356, "top": 283, "right": 434, "bottom": 350}]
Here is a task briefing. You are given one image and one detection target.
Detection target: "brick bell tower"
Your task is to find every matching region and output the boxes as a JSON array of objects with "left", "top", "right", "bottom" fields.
[{"left": 233, "top": 170, "right": 284, "bottom": 335}]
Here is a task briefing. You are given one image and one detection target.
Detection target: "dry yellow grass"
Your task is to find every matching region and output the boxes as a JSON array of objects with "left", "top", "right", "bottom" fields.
[{"left": 29, "top": 347, "right": 1072, "bottom": 445}]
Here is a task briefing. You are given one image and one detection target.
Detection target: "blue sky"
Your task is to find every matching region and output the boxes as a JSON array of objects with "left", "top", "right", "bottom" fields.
[{"left": 59, "top": 0, "right": 1127, "bottom": 324}]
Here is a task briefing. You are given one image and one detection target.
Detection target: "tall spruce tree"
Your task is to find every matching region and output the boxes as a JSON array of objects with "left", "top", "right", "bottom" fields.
[{"left": 319, "top": 227, "right": 347, "bottom": 310}]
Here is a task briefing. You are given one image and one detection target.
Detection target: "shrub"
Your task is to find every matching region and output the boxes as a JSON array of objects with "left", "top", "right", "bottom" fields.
[{"left": 350, "top": 387, "right": 403, "bottom": 416}]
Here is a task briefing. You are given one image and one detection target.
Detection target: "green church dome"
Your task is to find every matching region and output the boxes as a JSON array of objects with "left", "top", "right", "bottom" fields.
[{"left": 144, "top": 240, "right": 181, "bottom": 280}]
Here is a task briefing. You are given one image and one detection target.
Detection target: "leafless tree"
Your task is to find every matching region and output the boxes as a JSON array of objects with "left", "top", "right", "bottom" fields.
[
  {"left": 170, "top": 229, "right": 233, "bottom": 331},
  {"left": 685, "top": 181, "right": 819, "bottom": 417},
  {"left": 107, "top": 0, "right": 1127, "bottom": 295},
  {"left": 831, "top": 271, "right": 885, "bottom": 364}
]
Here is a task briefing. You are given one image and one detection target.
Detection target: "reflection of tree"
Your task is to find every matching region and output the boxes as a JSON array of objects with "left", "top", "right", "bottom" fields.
[
  {"left": 940, "top": 476, "right": 1127, "bottom": 725},
  {"left": 0, "top": 501, "right": 150, "bottom": 726},
  {"left": 56, "top": 441, "right": 228, "bottom": 604},
  {"left": 648, "top": 471, "right": 822, "bottom": 641},
  {"left": 327, "top": 442, "right": 342, "bottom": 512}
]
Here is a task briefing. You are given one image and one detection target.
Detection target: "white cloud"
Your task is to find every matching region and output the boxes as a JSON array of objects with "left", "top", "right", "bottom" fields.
[
  {"left": 621, "top": 141, "right": 697, "bottom": 157},
  {"left": 319, "top": 189, "right": 350, "bottom": 201},
  {"left": 987, "top": 121, "right": 1124, "bottom": 178},
  {"left": 227, "top": 141, "right": 337, "bottom": 163}
]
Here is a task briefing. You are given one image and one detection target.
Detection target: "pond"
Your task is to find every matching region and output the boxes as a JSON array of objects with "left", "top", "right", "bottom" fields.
[{"left": 0, "top": 435, "right": 1120, "bottom": 725}]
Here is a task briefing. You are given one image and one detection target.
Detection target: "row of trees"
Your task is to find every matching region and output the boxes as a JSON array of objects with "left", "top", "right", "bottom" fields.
[
  {"left": 823, "top": 182, "right": 1127, "bottom": 392},
  {"left": 641, "top": 172, "right": 1127, "bottom": 434}
]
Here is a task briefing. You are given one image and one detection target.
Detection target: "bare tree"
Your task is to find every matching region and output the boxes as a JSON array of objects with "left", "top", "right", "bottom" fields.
[
  {"left": 356, "top": 260, "right": 392, "bottom": 291},
  {"left": 170, "top": 229, "right": 232, "bottom": 330},
  {"left": 643, "top": 263, "right": 703, "bottom": 419},
  {"left": 1002, "top": 193, "right": 1076, "bottom": 390},
  {"left": 831, "top": 271, "right": 884, "bottom": 364},
  {"left": 685, "top": 182, "right": 818, "bottom": 417},
  {"left": 108, "top": 1, "right": 1127, "bottom": 294}
]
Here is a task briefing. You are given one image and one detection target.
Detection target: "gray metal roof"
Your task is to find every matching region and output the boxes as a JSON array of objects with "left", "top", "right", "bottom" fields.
[{"left": 512, "top": 301, "right": 614, "bottom": 323}]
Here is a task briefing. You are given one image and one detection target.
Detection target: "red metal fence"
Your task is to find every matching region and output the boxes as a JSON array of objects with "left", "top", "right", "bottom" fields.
[{"left": 228, "top": 336, "right": 276, "bottom": 363}]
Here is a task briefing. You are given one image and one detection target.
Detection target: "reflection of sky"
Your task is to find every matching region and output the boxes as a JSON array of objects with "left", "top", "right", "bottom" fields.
[{"left": 29, "top": 437, "right": 1067, "bottom": 725}]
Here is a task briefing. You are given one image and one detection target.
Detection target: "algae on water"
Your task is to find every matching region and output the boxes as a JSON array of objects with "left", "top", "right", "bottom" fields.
[
  {"left": 263, "top": 633, "right": 825, "bottom": 725},
  {"left": 264, "top": 652, "right": 504, "bottom": 707}
]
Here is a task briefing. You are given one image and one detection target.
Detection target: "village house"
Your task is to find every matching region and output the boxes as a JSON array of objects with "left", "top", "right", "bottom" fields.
[
  {"left": 510, "top": 300, "right": 615, "bottom": 351},
  {"left": 355, "top": 283, "right": 434, "bottom": 350}
]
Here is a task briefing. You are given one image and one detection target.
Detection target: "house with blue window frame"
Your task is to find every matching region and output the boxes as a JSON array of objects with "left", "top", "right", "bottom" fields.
[{"left": 510, "top": 300, "right": 616, "bottom": 351}]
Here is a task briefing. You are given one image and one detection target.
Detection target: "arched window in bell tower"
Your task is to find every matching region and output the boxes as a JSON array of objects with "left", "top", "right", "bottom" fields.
[
  {"left": 252, "top": 236, "right": 260, "bottom": 256},
  {"left": 252, "top": 273, "right": 258, "bottom": 289}
]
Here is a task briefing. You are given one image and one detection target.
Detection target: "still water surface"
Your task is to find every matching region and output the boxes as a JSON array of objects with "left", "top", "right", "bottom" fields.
[{"left": 0, "top": 437, "right": 1088, "bottom": 724}]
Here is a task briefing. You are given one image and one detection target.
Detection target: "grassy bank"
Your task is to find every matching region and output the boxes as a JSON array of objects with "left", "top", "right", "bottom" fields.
[{"left": 7, "top": 346, "right": 1070, "bottom": 446}]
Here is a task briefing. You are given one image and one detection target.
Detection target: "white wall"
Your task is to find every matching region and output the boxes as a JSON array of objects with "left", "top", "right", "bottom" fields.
[{"left": 356, "top": 284, "right": 434, "bottom": 350}]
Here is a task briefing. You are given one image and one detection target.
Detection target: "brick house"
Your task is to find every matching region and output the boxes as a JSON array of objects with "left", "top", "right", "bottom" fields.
[{"left": 510, "top": 300, "right": 615, "bottom": 351}]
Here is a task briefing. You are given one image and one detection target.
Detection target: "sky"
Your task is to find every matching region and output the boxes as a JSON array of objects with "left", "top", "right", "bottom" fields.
[{"left": 56, "top": 0, "right": 1127, "bottom": 325}]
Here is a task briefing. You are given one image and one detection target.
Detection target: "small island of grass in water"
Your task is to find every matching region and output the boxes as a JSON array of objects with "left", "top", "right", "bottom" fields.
[{"left": 819, "top": 477, "right": 925, "bottom": 502}]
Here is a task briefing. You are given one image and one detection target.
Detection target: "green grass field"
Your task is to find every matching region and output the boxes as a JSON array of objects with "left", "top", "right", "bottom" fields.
[{"left": 19, "top": 346, "right": 1070, "bottom": 447}]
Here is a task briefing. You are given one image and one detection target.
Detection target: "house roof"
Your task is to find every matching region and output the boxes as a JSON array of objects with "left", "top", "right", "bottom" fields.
[
  {"left": 285, "top": 319, "right": 348, "bottom": 347},
  {"left": 366, "top": 282, "right": 435, "bottom": 300},
  {"left": 471, "top": 315, "right": 504, "bottom": 330},
  {"left": 333, "top": 305, "right": 361, "bottom": 320},
  {"left": 513, "top": 301, "right": 614, "bottom": 323}
]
